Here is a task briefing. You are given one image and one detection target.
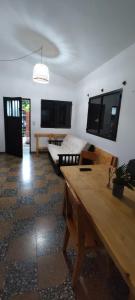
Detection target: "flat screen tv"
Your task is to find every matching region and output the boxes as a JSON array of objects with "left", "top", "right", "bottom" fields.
[
  {"left": 86, "top": 89, "right": 122, "bottom": 141},
  {"left": 41, "top": 99, "right": 72, "bottom": 128}
]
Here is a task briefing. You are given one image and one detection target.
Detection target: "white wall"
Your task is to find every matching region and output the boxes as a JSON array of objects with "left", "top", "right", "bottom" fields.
[
  {"left": 0, "top": 61, "right": 76, "bottom": 152},
  {"left": 1, "top": 43, "right": 135, "bottom": 161},
  {"left": 73, "top": 43, "right": 135, "bottom": 164}
]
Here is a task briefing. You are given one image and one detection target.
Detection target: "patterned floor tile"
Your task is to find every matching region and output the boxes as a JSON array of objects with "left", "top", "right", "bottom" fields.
[
  {"left": 0, "top": 221, "right": 13, "bottom": 239},
  {"left": 9, "top": 167, "right": 19, "bottom": 172},
  {"left": 34, "top": 194, "right": 49, "bottom": 205},
  {"left": 36, "top": 230, "right": 64, "bottom": 256},
  {"left": 55, "top": 215, "right": 65, "bottom": 233},
  {"left": 3, "top": 261, "right": 38, "bottom": 299},
  {"left": 2, "top": 182, "right": 17, "bottom": 189},
  {"left": 18, "top": 189, "right": 34, "bottom": 197},
  {"left": 0, "top": 153, "right": 129, "bottom": 300},
  {"left": 0, "top": 239, "right": 8, "bottom": 261},
  {"left": 38, "top": 253, "right": 68, "bottom": 288},
  {"left": 0, "top": 208, "right": 16, "bottom": 221},
  {"left": 1, "top": 189, "right": 17, "bottom": 197},
  {"left": 35, "top": 202, "right": 57, "bottom": 218},
  {"left": 34, "top": 170, "right": 44, "bottom": 176},
  {"left": 10, "top": 292, "right": 40, "bottom": 300},
  {"left": 0, "top": 262, "right": 6, "bottom": 290},
  {"left": 34, "top": 180, "right": 46, "bottom": 189},
  {"left": 17, "top": 195, "right": 34, "bottom": 205},
  {"left": 34, "top": 175, "right": 44, "bottom": 180},
  {"left": 0, "top": 197, "right": 16, "bottom": 209},
  {"left": 0, "top": 168, "right": 9, "bottom": 174},
  {"left": 0, "top": 176, "right": 7, "bottom": 184},
  {"left": 51, "top": 184, "right": 65, "bottom": 194},
  {"left": 34, "top": 187, "right": 48, "bottom": 195},
  {"left": 15, "top": 206, "right": 36, "bottom": 220},
  {"left": 47, "top": 192, "right": 64, "bottom": 204},
  {"left": 7, "top": 177, "right": 19, "bottom": 182},
  {"left": 7, "top": 233, "right": 36, "bottom": 262},
  {"left": 39, "top": 276, "right": 75, "bottom": 300},
  {"left": 11, "top": 219, "right": 35, "bottom": 239},
  {"left": 36, "top": 216, "right": 57, "bottom": 233}
]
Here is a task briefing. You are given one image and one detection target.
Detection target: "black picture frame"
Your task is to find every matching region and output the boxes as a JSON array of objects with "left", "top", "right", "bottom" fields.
[{"left": 86, "top": 89, "right": 122, "bottom": 141}]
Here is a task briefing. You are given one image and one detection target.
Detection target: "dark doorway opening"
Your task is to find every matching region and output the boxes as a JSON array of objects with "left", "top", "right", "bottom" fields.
[
  {"left": 3, "top": 97, "right": 31, "bottom": 157},
  {"left": 22, "top": 99, "right": 31, "bottom": 155}
]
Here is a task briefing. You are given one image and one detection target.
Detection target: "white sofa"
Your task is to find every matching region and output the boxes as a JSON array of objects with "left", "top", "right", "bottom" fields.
[{"left": 48, "top": 134, "right": 87, "bottom": 174}]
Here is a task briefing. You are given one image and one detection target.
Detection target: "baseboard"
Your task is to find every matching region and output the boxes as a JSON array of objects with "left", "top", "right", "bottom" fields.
[{"left": 30, "top": 150, "right": 48, "bottom": 154}]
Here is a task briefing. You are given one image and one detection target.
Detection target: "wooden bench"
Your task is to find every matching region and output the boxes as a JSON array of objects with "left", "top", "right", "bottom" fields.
[{"left": 80, "top": 147, "right": 118, "bottom": 167}]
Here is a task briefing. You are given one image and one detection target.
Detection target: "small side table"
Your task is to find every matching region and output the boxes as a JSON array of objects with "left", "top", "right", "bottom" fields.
[{"left": 34, "top": 133, "right": 66, "bottom": 155}]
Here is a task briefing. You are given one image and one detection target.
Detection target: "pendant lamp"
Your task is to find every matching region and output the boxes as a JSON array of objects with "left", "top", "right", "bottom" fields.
[{"left": 33, "top": 47, "right": 49, "bottom": 84}]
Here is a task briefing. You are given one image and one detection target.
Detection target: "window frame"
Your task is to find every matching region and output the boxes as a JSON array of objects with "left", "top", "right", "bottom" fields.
[
  {"left": 41, "top": 99, "right": 72, "bottom": 129},
  {"left": 86, "top": 89, "right": 122, "bottom": 141}
]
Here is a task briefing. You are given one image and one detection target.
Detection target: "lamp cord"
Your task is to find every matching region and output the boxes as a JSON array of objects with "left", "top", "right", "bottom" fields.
[
  {"left": 0, "top": 46, "right": 42, "bottom": 62},
  {"left": 41, "top": 46, "right": 43, "bottom": 64}
]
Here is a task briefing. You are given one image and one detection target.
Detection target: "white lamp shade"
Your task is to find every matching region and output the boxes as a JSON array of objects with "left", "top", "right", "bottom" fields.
[{"left": 33, "top": 63, "right": 49, "bottom": 84}]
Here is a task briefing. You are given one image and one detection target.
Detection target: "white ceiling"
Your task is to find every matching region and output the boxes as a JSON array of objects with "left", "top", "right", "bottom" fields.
[{"left": 1, "top": 0, "right": 135, "bottom": 82}]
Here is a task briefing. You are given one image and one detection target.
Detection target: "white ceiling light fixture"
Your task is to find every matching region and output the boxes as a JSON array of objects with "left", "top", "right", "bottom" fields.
[
  {"left": 33, "top": 46, "right": 49, "bottom": 84},
  {"left": 0, "top": 46, "right": 49, "bottom": 84},
  {"left": 33, "top": 63, "right": 49, "bottom": 84}
]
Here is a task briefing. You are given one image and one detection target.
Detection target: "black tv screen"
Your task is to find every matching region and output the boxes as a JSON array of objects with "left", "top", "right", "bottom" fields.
[{"left": 41, "top": 99, "right": 72, "bottom": 128}]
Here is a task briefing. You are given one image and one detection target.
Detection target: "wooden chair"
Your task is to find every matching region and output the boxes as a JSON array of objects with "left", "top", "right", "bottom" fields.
[{"left": 63, "top": 180, "right": 99, "bottom": 287}]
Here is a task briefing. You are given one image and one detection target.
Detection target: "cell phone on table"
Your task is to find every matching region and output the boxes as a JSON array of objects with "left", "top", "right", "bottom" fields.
[{"left": 79, "top": 167, "right": 92, "bottom": 172}]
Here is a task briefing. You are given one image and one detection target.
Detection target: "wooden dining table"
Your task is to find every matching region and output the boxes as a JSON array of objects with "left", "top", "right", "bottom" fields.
[{"left": 61, "top": 164, "right": 135, "bottom": 300}]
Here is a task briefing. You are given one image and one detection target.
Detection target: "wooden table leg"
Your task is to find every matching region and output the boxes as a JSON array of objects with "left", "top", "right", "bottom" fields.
[{"left": 128, "top": 290, "right": 135, "bottom": 300}]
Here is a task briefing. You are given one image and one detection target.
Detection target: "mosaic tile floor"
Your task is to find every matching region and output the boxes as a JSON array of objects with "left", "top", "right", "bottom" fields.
[{"left": 0, "top": 153, "right": 129, "bottom": 300}]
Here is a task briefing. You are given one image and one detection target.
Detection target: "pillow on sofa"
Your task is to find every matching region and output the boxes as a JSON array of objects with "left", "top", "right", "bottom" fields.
[
  {"left": 88, "top": 144, "right": 95, "bottom": 152},
  {"left": 84, "top": 143, "right": 95, "bottom": 152}
]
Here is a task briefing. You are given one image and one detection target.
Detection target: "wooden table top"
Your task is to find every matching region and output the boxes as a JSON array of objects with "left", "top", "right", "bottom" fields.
[{"left": 61, "top": 164, "right": 135, "bottom": 294}]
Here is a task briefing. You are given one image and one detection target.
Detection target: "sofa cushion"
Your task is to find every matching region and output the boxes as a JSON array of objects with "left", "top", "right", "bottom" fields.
[
  {"left": 62, "top": 135, "right": 72, "bottom": 147},
  {"left": 48, "top": 144, "right": 70, "bottom": 163},
  {"left": 48, "top": 135, "right": 87, "bottom": 164},
  {"left": 62, "top": 134, "right": 86, "bottom": 153}
]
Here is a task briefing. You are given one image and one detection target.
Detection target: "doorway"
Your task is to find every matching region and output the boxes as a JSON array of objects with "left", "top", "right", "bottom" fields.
[
  {"left": 3, "top": 97, "right": 31, "bottom": 157},
  {"left": 22, "top": 99, "right": 31, "bottom": 155}
]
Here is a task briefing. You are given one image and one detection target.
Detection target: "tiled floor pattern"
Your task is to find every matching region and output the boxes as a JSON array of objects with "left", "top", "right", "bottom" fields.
[{"left": 0, "top": 153, "right": 129, "bottom": 299}]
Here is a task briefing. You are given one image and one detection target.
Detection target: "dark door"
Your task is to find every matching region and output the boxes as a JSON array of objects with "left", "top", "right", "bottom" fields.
[{"left": 3, "top": 97, "right": 22, "bottom": 157}]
